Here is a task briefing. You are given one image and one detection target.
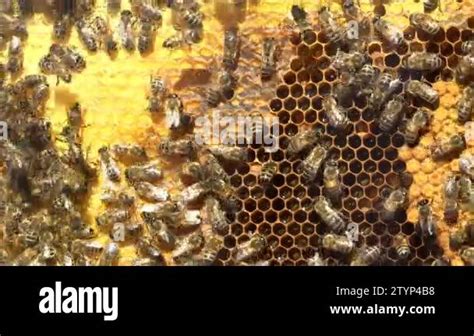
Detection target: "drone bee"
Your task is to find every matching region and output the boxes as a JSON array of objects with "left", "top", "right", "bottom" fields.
[
  {"left": 406, "top": 80, "right": 439, "bottom": 107},
  {"left": 402, "top": 52, "right": 442, "bottom": 72},
  {"left": 76, "top": 18, "right": 98, "bottom": 52},
  {"left": 418, "top": 199, "right": 437, "bottom": 239},
  {"left": 430, "top": 134, "right": 466, "bottom": 161},
  {"left": 457, "top": 85, "right": 474, "bottom": 123},
  {"left": 378, "top": 96, "right": 406, "bottom": 133},
  {"left": 205, "top": 196, "right": 229, "bottom": 234},
  {"left": 314, "top": 196, "right": 346, "bottom": 233},
  {"left": 319, "top": 7, "right": 345, "bottom": 45},
  {"left": 118, "top": 10, "right": 136, "bottom": 51},
  {"left": 287, "top": 129, "right": 322, "bottom": 158},
  {"left": 158, "top": 136, "right": 199, "bottom": 157},
  {"left": 261, "top": 37, "right": 279, "bottom": 81},
  {"left": 409, "top": 13, "right": 440, "bottom": 35},
  {"left": 323, "top": 96, "right": 349, "bottom": 132},
  {"left": 232, "top": 234, "right": 267, "bottom": 263},
  {"left": 301, "top": 145, "right": 327, "bottom": 182},
  {"left": 133, "top": 182, "right": 169, "bottom": 202},
  {"left": 223, "top": 28, "right": 241, "bottom": 71},
  {"left": 394, "top": 234, "right": 411, "bottom": 260},
  {"left": 98, "top": 242, "right": 120, "bottom": 266},
  {"left": 322, "top": 233, "right": 354, "bottom": 255},
  {"left": 111, "top": 144, "right": 148, "bottom": 163},
  {"left": 323, "top": 159, "right": 343, "bottom": 206},
  {"left": 373, "top": 16, "right": 404, "bottom": 46},
  {"left": 381, "top": 188, "right": 409, "bottom": 222},
  {"left": 125, "top": 162, "right": 163, "bottom": 184},
  {"left": 443, "top": 175, "right": 460, "bottom": 224},
  {"left": 172, "top": 232, "right": 205, "bottom": 261},
  {"left": 423, "top": 0, "right": 441, "bottom": 13},
  {"left": 259, "top": 161, "right": 278, "bottom": 185},
  {"left": 404, "top": 107, "right": 430, "bottom": 146},
  {"left": 351, "top": 246, "right": 381, "bottom": 266},
  {"left": 99, "top": 146, "right": 121, "bottom": 182}
]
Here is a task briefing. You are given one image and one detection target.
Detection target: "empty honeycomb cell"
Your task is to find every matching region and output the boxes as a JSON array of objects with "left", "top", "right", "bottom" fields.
[
  {"left": 291, "top": 110, "right": 304, "bottom": 124},
  {"left": 243, "top": 174, "right": 257, "bottom": 187},
  {"left": 318, "top": 82, "right": 331, "bottom": 96},
  {"left": 370, "top": 147, "right": 384, "bottom": 161},
  {"left": 258, "top": 198, "right": 270, "bottom": 211},
  {"left": 378, "top": 160, "right": 391, "bottom": 174},
  {"left": 271, "top": 174, "right": 284, "bottom": 188},
  {"left": 217, "top": 249, "right": 230, "bottom": 262},
  {"left": 265, "top": 185, "right": 278, "bottom": 199},
  {"left": 461, "top": 29, "right": 473, "bottom": 41},
  {"left": 284, "top": 71, "right": 297, "bottom": 85},
  {"left": 356, "top": 148, "right": 369, "bottom": 161},
  {"left": 237, "top": 235, "right": 251, "bottom": 245},
  {"left": 290, "top": 58, "right": 303, "bottom": 72},
  {"left": 290, "top": 32, "right": 301, "bottom": 46},
  {"left": 454, "top": 41, "right": 464, "bottom": 55},
  {"left": 396, "top": 42, "right": 409, "bottom": 56},
  {"left": 311, "top": 96, "right": 323, "bottom": 109},
  {"left": 366, "top": 234, "right": 379, "bottom": 246},
  {"left": 244, "top": 199, "right": 257, "bottom": 212},
  {"left": 324, "top": 43, "right": 339, "bottom": 57},
  {"left": 387, "top": 223, "right": 401, "bottom": 236},
  {"left": 297, "top": 44, "right": 311, "bottom": 59},
  {"left": 277, "top": 85, "right": 290, "bottom": 99},
  {"left": 266, "top": 234, "right": 280, "bottom": 249},
  {"left": 385, "top": 147, "right": 398, "bottom": 160},
  {"left": 237, "top": 210, "right": 250, "bottom": 223},
  {"left": 286, "top": 174, "right": 299, "bottom": 187},
  {"left": 362, "top": 109, "right": 375, "bottom": 122},
  {"left": 350, "top": 185, "right": 363, "bottom": 198},
  {"left": 293, "top": 209, "right": 307, "bottom": 223},
  {"left": 385, "top": 53, "right": 400, "bottom": 68},
  {"left": 231, "top": 175, "right": 242, "bottom": 187},
  {"left": 269, "top": 98, "right": 283, "bottom": 112},
  {"left": 245, "top": 223, "right": 257, "bottom": 234},
  {"left": 297, "top": 70, "right": 310, "bottom": 83},
  {"left": 295, "top": 234, "right": 308, "bottom": 247},
  {"left": 271, "top": 149, "right": 285, "bottom": 162},
  {"left": 304, "top": 83, "right": 318, "bottom": 97},
  {"left": 410, "top": 41, "right": 424, "bottom": 52},
  {"left": 426, "top": 42, "right": 440, "bottom": 54},
  {"left": 446, "top": 26, "right": 461, "bottom": 43},
  {"left": 289, "top": 247, "right": 301, "bottom": 261},
  {"left": 343, "top": 173, "right": 356, "bottom": 187},
  {"left": 417, "top": 30, "right": 431, "bottom": 43},
  {"left": 365, "top": 210, "right": 379, "bottom": 224},
  {"left": 351, "top": 210, "right": 365, "bottom": 223},
  {"left": 311, "top": 43, "right": 324, "bottom": 58},
  {"left": 279, "top": 210, "right": 293, "bottom": 223},
  {"left": 284, "top": 124, "right": 298, "bottom": 136},
  {"left": 357, "top": 173, "right": 370, "bottom": 186},
  {"left": 293, "top": 186, "right": 306, "bottom": 198},
  {"left": 468, "top": 16, "right": 474, "bottom": 28},
  {"left": 409, "top": 234, "right": 422, "bottom": 248},
  {"left": 250, "top": 186, "right": 264, "bottom": 199},
  {"left": 324, "top": 69, "right": 337, "bottom": 82},
  {"left": 348, "top": 109, "right": 361, "bottom": 122},
  {"left": 377, "top": 133, "right": 391, "bottom": 148},
  {"left": 342, "top": 147, "right": 355, "bottom": 161},
  {"left": 284, "top": 97, "right": 297, "bottom": 111},
  {"left": 273, "top": 246, "right": 287, "bottom": 260},
  {"left": 224, "top": 235, "right": 236, "bottom": 249},
  {"left": 440, "top": 42, "right": 454, "bottom": 57},
  {"left": 305, "top": 110, "right": 317, "bottom": 123},
  {"left": 327, "top": 148, "right": 341, "bottom": 161},
  {"left": 409, "top": 258, "right": 423, "bottom": 266},
  {"left": 278, "top": 110, "right": 290, "bottom": 124},
  {"left": 302, "top": 223, "right": 315, "bottom": 236},
  {"left": 272, "top": 198, "right": 285, "bottom": 211},
  {"left": 381, "top": 234, "right": 393, "bottom": 248},
  {"left": 349, "top": 160, "right": 363, "bottom": 174},
  {"left": 348, "top": 135, "right": 362, "bottom": 148},
  {"left": 232, "top": 223, "right": 244, "bottom": 237},
  {"left": 343, "top": 198, "right": 357, "bottom": 211},
  {"left": 404, "top": 26, "right": 416, "bottom": 41},
  {"left": 392, "top": 159, "right": 406, "bottom": 173},
  {"left": 373, "top": 222, "right": 387, "bottom": 235},
  {"left": 395, "top": 211, "right": 407, "bottom": 224},
  {"left": 433, "top": 28, "right": 446, "bottom": 43},
  {"left": 290, "top": 83, "right": 303, "bottom": 98},
  {"left": 402, "top": 222, "right": 415, "bottom": 235},
  {"left": 250, "top": 211, "right": 264, "bottom": 224},
  {"left": 237, "top": 187, "right": 250, "bottom": 200},
  {"left": 246, "top": 150, "right": 256, "bottom": 162},
  {"left": 238, "top": 162, "right": 251, "bottom": 175},
  {"left": 447, "top": 55, "right": 459, "bottom": 69},
  {"left": 358, "top": 197, "right": 371, "bottom": 209},
  {"left": 372, "top": 172, "right": 385, "bottom": 186},
  {"left": 279, "top": 186, "right": 292, "bottom": 200},
  {"left": 286, "top": 198, "right": 299, "bottom": 210},
  {"left": 301, "top": 198, "right": 313, "bottom": 211},
  {"left": 385, "top": 172, "right": 399, "bottom": 187},
  {"left": 257, "top": 222, "right": 271, "bottom": 235},
  {"left": 303, "top": 30, "right": 317, "bottom": 45},
  {"left": 363, "top": 160, "right": 377, "bottom": 173}
]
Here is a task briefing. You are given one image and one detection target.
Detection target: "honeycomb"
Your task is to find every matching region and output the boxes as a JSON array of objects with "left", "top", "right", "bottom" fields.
[{"left": 0, "top": 0, "right": 473, "bottom": 266}]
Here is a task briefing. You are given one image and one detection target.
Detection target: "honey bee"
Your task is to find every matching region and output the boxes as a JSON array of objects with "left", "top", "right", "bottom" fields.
[
  {"left": 207, "top": 145, "right": 247, "bottom": 163},
  {"left": 138, "top": 19, "right": 156, "bottom": 55},
  {"left": 314, "top": 196, "right": 346, "bottom": 233},
  {"left": 98, "top": 146, "right": 121, "bottom": 182},
  {"left": 323, "top": 96, "right": 349, "bottom": 132},
  {"left": 172, "top": 232, "right": 205, "bottom": 261},
  {"left": 290, "top": 5, "right": 312, "bottom": 34},
  {"left": 409, "top": 13, "right": 440, "bottom": 35},
  {"left": 351, "top": 246, "right": 381, "bottom": 266},
  {"left": 355, "top": 64, "right": 378, "bottom": 88},
  {"left": 134, "top": 182, "right": 169, "bottom": 202},
  {"left": 301, "top": 145, "right": 327, "bottom": 182},
  {"left": 307, "top": 251, "right": 326, "bottom": 266},
  {"left": 165, "top": 93, "right": 193, "bottom": 132},
  {"left": 460, "top": 247, "right": 474, "bottom": 265},
  {"left": 135, "top": 2, "right": 162, "bottom": 25},
  {"left": 332, "top": 50, "right": 368, "bottom": 74},
  {"left": 111, "top": 143, "right": 148, "bottom": 163},
  {"left": 96, "top": 209, "right": 130, "bottom": 228},
  {"left": 319, "top": 7, "right": 345, "bottom": 45},
  {"left": 322, "top": 233, "right": 354, "bottom": 255},
  {"left": 205, "top": 196, "right": 229, "bottom": 234},
  {"left": 458, "top": 175, "right": 472, "bottom": 205},
  {"left": 381, "top": 188, "right": 408, "bottom": 222},
  {"left": 100, "top": 188, "right": 135, "bottom": 208},
  {"left": 378, "top": 96, "right": 406, "bottom": 133},
  {"left": 287, "top": 129, "right": 322, "bottom": 158},
  {"left": 261, "top": 37, "right": 279, "bottom": 81},
  {"left": 232, "top": 233, "right": 267, "bottom": 263},
  {"left": 373, "top": 16, "right": 404, "bottom": 46},
  {"left": 394, "top": 234, "right": 411, "bottom": 260},
  {"left": 449, "top": 227, "right": 467, "bottom": 250},
  {"left": 403, "top": 107, "right": 430, "bottom": 146},
  {"left": 259, "top": 161, "right": 278, "bottom": 185},
  {"left": 367, "top": 75, "right": 401, "bottom": 114},
  {"left": 406, "top": 80, "right": 439, "bottom": 107},
  {"left": 443, "top": 175, "right": 460, "bottom": 224},
  {"left": 423, "top": 0, "right": 441, "bottom": 13},
  {"left": 323, "top": 159, "right": 343, "bottom": 206},
  {"left": 457, "top": 85, "right": 474, "bottom": 124},
  {"left": 31, "top": 82, "right": 50, "bottom": 109},
  {"left": 98, "top": 242, "right": 120, "bottom": 266},
  {"left": 53, "top": 16, "right": 72, "bottom": 41},
  {"left": 158, "top": 136, "right": 199, "bottom": 157},
  {"left": 150, "top": 75, "right": 166, "bottom": 96},
  {"left": 430, "top": 134, "right": 466, "bottom": 161},
  {"left": 461, "top": 40, "right": 474, "bottom": 55},
  {"left": 7, "top": 36, "right": 23, "bottom": 74},
  {"left": 417, "top": 199, "right": 437, "bottom": 239},
  {"left": 76, "top": 18, "right": 98, "bottom": 52},
  {"left": 455, "top": 55, "right": 474, "bottom": 85},
  {"left": 118, "top": 10, "right": 136, "bottom": 51},
  {"left": 163, "top": 34, "right": 185, "bottom": 49},
  {"left": 136, "top": 237, "right": 166, "bottom": 265},
  {"left": 189, "top": 235, "right": 223, "bottom": 266},
  {"left": 459, "top": 154, "right": 474, "bottom": 179},
  {"left": 223, "top": 28, "right": 241, "bottom": 71},
  {"left": 125, "top": 162, "right": 163, "bottom": 184},
  {"left": 180, "top": 7, "right": 203, "bottom": 29},
  {"left": 402, "top": 52, "right": 442, "bottom": 72}
]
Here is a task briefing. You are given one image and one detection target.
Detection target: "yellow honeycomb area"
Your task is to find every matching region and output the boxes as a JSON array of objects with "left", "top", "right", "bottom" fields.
[{"left": 2, "top": 0, "right": 472, "bottom": 264}]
